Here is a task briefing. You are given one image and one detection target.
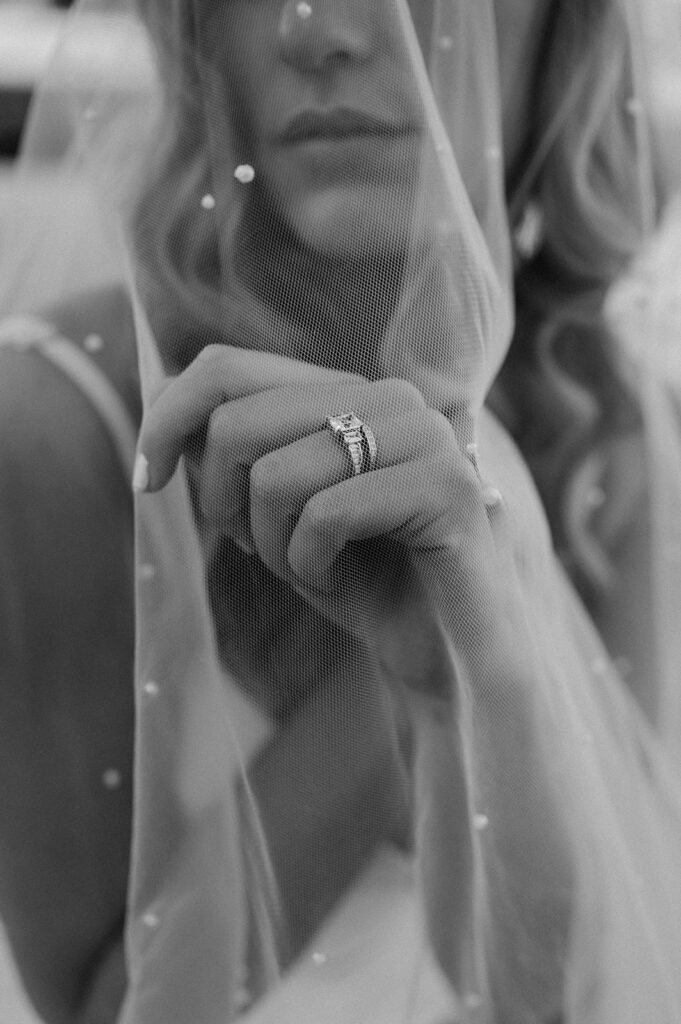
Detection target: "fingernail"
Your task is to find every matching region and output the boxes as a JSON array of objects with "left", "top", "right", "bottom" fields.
[
  {"left": 466, "top": 442, "right": 481, "bottom": 478},
  {"left": 132, "top": 453, "right": 150, "bottom": 492}
]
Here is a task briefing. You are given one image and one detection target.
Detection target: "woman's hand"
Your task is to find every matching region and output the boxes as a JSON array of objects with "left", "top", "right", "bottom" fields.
[
  {"left": 136, "top": 345, "right": 569, "bottom": 1018},
  {"left": 134, "top": 344, "right": 499, "bottom": 660}
]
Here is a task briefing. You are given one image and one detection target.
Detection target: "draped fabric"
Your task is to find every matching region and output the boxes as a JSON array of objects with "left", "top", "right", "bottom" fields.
[{"left": 2, "top": 1, "right": 681, "bottom": 1022}]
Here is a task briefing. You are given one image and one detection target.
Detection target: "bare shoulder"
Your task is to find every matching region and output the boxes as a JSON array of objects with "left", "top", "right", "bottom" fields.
[
  {"left": 44, "top": 282, "right": 141, "bottom": 425},
  {"left": 0, "top": 281, "right": 138, "bottom": 665},
  {"left": 0, "top": 283, "right": 139, "bottom": 673},
  {"left": 0, "top": 288, "right": 137, "bottom": 1020},
  {"left": 0, "top": 284, "right": 140, "bottom": 500}
]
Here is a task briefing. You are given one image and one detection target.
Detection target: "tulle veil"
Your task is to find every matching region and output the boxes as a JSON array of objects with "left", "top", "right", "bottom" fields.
[{"left": 2, "top": 1, "right": 681, "bottom": 1022}]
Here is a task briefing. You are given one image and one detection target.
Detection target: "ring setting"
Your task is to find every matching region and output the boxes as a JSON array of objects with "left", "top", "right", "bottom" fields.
[{"left": 326, "top": 413, "right": 377, "bottom": 477}]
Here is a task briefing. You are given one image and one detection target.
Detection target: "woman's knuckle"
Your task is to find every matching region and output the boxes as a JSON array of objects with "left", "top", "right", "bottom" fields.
[
  {"left": 428, "top": 409, "right": 455, "bottom": 442},
  {"left": 195, "top": 343, "right": 223, "bottom": 365},
  {"left": 299, "top": 493, "right": 335, "bottom": 535},
  {"left": 250, "top": 452, "right": 286, "bottom": 502},
  {"left": 205, "top": 406, "right": 228, "bottom": 447},
  {"left": 376, "top": 377, "right": 423, "bottom": 411},
  {"left": 420, "top": 451, "right": 470, "bottom": 510},
  {"left": 412, "top": 409, "right": 453, "bottom": 456},
  {"left": 424, "top": 455, "right": 454, "bottom": 499},
  {"left": 249, "top": 456, "right": 275, "bottom": 501}
]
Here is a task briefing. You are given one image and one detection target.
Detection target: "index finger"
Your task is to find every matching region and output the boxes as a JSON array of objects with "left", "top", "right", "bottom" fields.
[{"left": 134, "top": 345, "right": 336, "bottom": 491}]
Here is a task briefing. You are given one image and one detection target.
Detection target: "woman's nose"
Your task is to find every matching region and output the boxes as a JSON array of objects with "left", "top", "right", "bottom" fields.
[{"left": 278, "top": 0, "right": 375, "bottom": 72}]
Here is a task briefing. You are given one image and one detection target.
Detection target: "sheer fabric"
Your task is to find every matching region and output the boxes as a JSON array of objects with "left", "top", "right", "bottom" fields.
[
  {"left": 605, "top": 194, "right": 681, "bottom": 766},
  {"left": 2, "top": 1, "right": 681, "bottom": 1023}
]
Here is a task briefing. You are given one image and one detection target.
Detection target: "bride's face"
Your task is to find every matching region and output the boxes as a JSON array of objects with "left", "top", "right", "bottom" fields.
[{"left": 200, "top": 0, "right": 552, "bottom": 257}]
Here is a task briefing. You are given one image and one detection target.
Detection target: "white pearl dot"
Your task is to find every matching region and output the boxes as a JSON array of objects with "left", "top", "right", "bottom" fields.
[
  {"left": 201, "top": 193, "right": 216, "bottom": 210},
  {"left": 138, "top": 563, "right": 157, "bottom": 582},
  {"left": 142, "top": 912, "right": 160, "bottom": 929},
  {"left": 234, "top": 164, "right": 256, "bottom": 185},
  {"left": 482, "top": 486, "right": 503, "bottom": 509},
  {"left": 143, "top": 680, "right": 161, "bottom": 697},
  {"left": 102, "top": 768, "right": 123, "bottom": 790},
  {"left": 625, "top": 96, "right": 643, "bottom": 117},
  {"left": 311, "top": 951, "right": 328, "bottom": 966},
  {"left": 591, "top": 657, "right": 608, "bottom": 677},
  {"left": 438, "top": 35, "right": 454, "bottom": 50},
  {"left": 464, "top": 992, "right": 483, "bottom": 1009},
  {"left": 485, "top": 145, "right": 502, "bottom": 163},
  {"left": 473, "top": 813, "right": 489, "bottom": 831},
  {"left": 84, "top": 333, "right": 104, "bottom": 353},
  {"left": 296, "top": 1, "right": 312, "bottom": 18}
]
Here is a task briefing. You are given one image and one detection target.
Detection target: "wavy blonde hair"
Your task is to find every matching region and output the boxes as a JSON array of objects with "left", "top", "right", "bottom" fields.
[
  {"left": 491, "top": 0, "right": 661, "bottom": 603},
  {"left": 134, "top": 0, "right": 661, "bottom": 599}
]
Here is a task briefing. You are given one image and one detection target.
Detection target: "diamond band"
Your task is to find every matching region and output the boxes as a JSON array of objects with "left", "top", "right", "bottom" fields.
[{"left": 326, "top": 413, "right": 377, "bottom": 477}]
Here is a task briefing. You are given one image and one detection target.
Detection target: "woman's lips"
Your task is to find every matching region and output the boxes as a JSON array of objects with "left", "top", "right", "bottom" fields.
[{"left": 280, "top": 108, "right": 419, "bottom": 144}]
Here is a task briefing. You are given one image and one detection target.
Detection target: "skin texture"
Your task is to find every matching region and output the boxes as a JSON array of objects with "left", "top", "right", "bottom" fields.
[
  {"left": 0, "top": 289, "right": 138, "bottom": 1024},
  {"left": 199, "top": 0, "right": 552, "bottom": 260}
]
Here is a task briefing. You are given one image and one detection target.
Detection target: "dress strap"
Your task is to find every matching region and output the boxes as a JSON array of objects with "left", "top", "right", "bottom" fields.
[{"left": 0, "top": 314, "right": 138, "bottom": 479}]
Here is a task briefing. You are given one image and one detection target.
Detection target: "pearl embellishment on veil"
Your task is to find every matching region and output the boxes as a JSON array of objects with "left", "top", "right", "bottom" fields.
[
  {"left": 84, "top": 333, "right": 104, "bottom": 353},
  {"left": 482, "top": 486, "right": 503, "bottom": 510},
  {"left": 201, "top": 194, "right": 216, "bottom": 210},
  {"left": 102, "top": 768, "right": 123, "bottom": 790},
  {"left": 234, "top": 165, "right": 256, "bottom": 185},
  {"left": 296, "top": 2, "right": 313, "bottom": 18}
]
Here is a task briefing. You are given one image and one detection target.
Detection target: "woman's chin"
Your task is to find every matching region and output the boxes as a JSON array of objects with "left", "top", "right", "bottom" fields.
[{"left": 285, "top": 185, "right": 419, "bottom": 261}]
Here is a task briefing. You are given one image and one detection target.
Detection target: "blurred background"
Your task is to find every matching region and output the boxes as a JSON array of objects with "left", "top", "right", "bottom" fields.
[
  {"left": 1, "top": 0, "right": 681, "bottom": 173},
  {"left": 1, "top": 0, "right": 73, "bottom": 162}
]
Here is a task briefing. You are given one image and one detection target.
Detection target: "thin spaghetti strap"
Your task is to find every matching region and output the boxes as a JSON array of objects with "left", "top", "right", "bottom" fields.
[{"left": 0, "top": 314, "right": 138, "bottom": 480}]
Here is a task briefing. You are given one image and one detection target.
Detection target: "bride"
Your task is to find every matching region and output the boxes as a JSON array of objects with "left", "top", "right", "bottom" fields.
[{"left": 1, "top": 0, "right": 680, "bottom": 1022}]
